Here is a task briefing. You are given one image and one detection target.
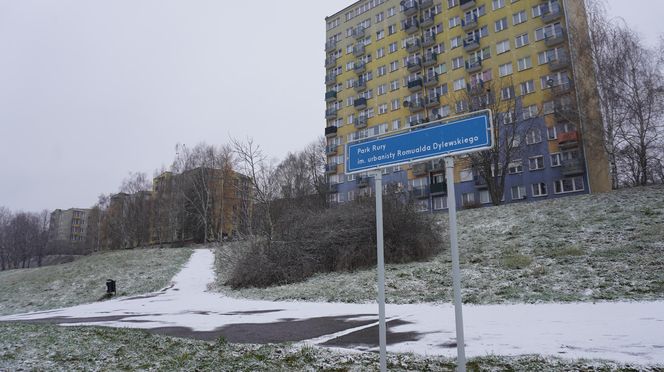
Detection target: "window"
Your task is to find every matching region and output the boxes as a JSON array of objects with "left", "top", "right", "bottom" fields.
[
  {"left": 388, "top": 42, "right": 398, "bottom": 53},
  {"left": 388, "top": 24, "right": 397, "bottom": 35},
  {"left": 532, "top": 182, "right": 548, "bottom": 197},
  {"left": 550, "top": 152, "right": 562, "bottom": 167},
  {"left": 376, "top": 47, "right": 385, "bottom": 58},
  {"left": 515, "top": 33, "right": 529, "bottom": 48},
  {"left": 378, "top": 103, "right": 388, "bottom": 114},
  {"left": 529, "top": 156, "right": 544, "bottom": 170},
  {"left": 517, "top": 56, "right": 532, "bottom": 71},
  {"left": 388, "top": 6, "right": 396, "bottom": 17},
  {"left": 433, "top": 196, "right": 447, "bottom": 210},
  {"left": 501, "top": 86, "right": 515, "bottom": 100},
  {"left": 377, "top": 65, "right": 387, "bottom": 76},
  {"left": 519, "top": 80, "right": 535, "bottom": 95},
  {"left": 391, "top": 98, "right": 400, "bottom": 110},
  {"left": 511, "top": 185, "right": 526, "bottom": 200},
  {"left": 376, "top": 12, "right": 385, "bottom": 23},
  {"left": 390, "top": 79, "right": 400, "bottom": 90},
  {"left": 492, "top": 0, "right": 505, "bottom": 10},
  {"left": 496, "top": 39, "right": 510, "bottom": 54},
  {"left": 390, "top": 60, "right": 399, "bottom": 72},
  {"left": 462, "top": 192, "right": 475, "bottom": 206},
  {"left": 508, "top": 160, "right": 523, "bottom": 174},
  {"left": 453, "top": 77, "right": 466, "bottom": 91},
  {"left": 479, "top": 190, "right": 491, "bottom": 204},
  {"left": 449, "top": 16, "right": 460, "bottom": 28},
  {"left": 512, "top": 10, "right": 527, "bottom": 25},
  {"left": 451, "top": 36, "right": 462, "bottom": 49},
  {"left": 460, "top": 169, "right": 473, "bottom": 182},
  {"left": 495, "top": 17, "right": 508, "bottom": 32},
  {"left": 452, "top": 56, "right": 464, "bottom": 69},
  {"left": 554, "top": 177, "right": 585, "bottom": 194},
  {"left": 377, "top": 84, "right": 387, "bottom": 95},
  {"left": 522, "top": 104, "right": 539, "bottom": 120},
  {"left": 547, "top": 126, "right": 557, "bottom": 140},
  {"left": 499, "top": 62, "right": 513, "bottom": 77},
  {"left": 376, "top": 29, "right": 385, "bottom": 40},
  {"left": 448, "top": 0, "right": 458, "bottom": 8}
]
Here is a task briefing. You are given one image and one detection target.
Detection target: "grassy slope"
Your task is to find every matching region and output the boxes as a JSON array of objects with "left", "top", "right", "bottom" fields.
[
  {"left": 214, "top": 186, "right": 664, "bottom": 304},
  {"left": 0, "top": 248, "right": 193, "bottom": 315},
  {"left": 0, "top": 323, "right": 655, "bottom": 372}
]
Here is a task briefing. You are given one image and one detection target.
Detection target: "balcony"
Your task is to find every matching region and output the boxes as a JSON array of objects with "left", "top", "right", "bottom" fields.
[
  {"left": 407, "top": 77, "right": 423, "bottom": 92},
  {"left": 329, "top": 183, "right": 339, "bottom": 194},
  {"left": 325, "top": 144, "right": 337, "bottom": 155},
  {"left": 354, "top": 79, "right": 367, "bottom": 92},
  {"left": 354, "top": 97, "right": 367, "bottom": 110},
  {"left": 355, "top": 116, "right": 368, "bottom": 129},
  {"left": 425, "top": 95, "right": 440, "bottom": 108},
  {"left": 405, "top": 19, "right": 420, "bottom": 35},
  {"left": 542, "top": 5, "right": 562, "bottom": 23},
  {"left": 407, "top": 99, "right": 425, "bottom": 113},
  {"left": 460, "top": 0, "right": 476, "bottom": 11},
  {"left": 325, "top": 90, "right": 337, "bottom": 102},
  {"left": 548, "top": 56, "right": 570, "bottom": 72},
  {"left": 463, "top": 37, "right": 480, "bottom": 52},
  {"left": 558, "top": 130, "right": 579, "bottom": 149},
  {"left": 325, "top": 40, "right": 337, "bottom": 52},
  {"left": 420, "top": 0, "right": 433, "bottom": 9},
  {"left": 406, "top": 57, "right": 422, "bottom": 72},
  {"left": 423, "top": 72, "right": 438, "bottom": 87},
  {"left": 545, "top": 31, "right": 566, "bottom": 47},
  {"left": 325, "top": 126, "right": 337, "bottom": 137},
  {"left": 552, "top": 81, "right": 574, "bottom": 96},
  {"left": 357, "top": 176, "right": 370, "bottom": 188},
  {"left": 353, "top": 44, "right": 365, "bottom": 57},
  {"left": 412, "top": 162, "right": 430, "bottom": 176},
  {"left": 402, "top": 0, "right": 418, "bottom": 16},
  {"left": 406, "top": 38, "right": 421, "bottom": 53},
  {"left": 461, "top": 16, "right": 478, "bottom": 31},
  {"left": 474, "top": 175, "right": 488, "bottom": 189},
  {"left": 420, "top": 13, "right": 435, "bottom": 28},
  {"left": 354, "top": 61, "right": 366, "bottom": 74},
  {"left": 325, "top": 56, "right": 337, "bottom": 68},
  {"left": 562, "top": 159, "right": 585, "bottom": 176},
  {"left": 353, "top": 27, "right": 366, "bottom": 40},
  {"left": 408, "top": 116, "right": 424, "bottom": 127},
  {"left": 422, "top": 32, "right": 436, "bottom": 47},
  {"left": 325, "top": 74, "right": 336, "bottom": 86},
  {"left": 554, "top": 106, "right": 578, "bottom": 122},
  {"left": 422, "top": 52, "right": 437, "bottom": 67},
  {"left": 430, "top": 182, "right": 447, "bottom": 194},
  {"left": 465, "top": 59, "right": 482, "bottom": 73},
  {"left": 411, "top": 185, "right": 430, "bottom": 199},
  {"left": 325, "top": 108, "right": 338, "bottom": 120},
  {"left": 325, "top": 163, "right": 338, "bottom": 175}
]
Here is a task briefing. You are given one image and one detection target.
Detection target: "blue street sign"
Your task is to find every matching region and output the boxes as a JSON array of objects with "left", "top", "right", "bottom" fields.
[{"left": 345, "top": 112, "right": 493, "bottom": 174}]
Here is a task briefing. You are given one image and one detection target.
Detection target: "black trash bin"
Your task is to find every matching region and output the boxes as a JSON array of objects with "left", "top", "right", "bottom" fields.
[{"left": 106, "top": 279, "right": 116, "bottom": 295}]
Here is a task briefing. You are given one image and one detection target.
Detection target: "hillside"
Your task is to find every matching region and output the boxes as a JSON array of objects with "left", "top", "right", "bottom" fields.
[
  {"left": 214, "top": 185, "right": 664, "bottom": 304},
  {"left": 0, "top": 248, "right": 192, "bottom": 315}
]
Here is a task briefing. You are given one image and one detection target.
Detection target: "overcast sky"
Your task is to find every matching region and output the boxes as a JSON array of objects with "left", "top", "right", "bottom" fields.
[{"left": 0, "top": 0, "right": 661, "bottom": 212}]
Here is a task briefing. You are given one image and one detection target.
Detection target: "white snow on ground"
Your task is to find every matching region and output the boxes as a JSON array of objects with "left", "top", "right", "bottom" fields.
[{"left": 2, "top": 248, "right": 663, "bottom": 365}]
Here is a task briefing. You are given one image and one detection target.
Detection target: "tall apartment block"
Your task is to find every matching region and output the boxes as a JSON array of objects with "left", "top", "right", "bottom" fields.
[
  {"left": 49, "top": 208, "right": 90, "bottom": 242},
  {"left": 324, "top": 0, "right": 610, "bottom": 211}
]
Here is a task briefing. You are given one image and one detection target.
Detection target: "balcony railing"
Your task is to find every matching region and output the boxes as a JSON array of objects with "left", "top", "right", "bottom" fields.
[
  {"left": 561, "top": 159, "right": 584, "bottom": 176},
  {"left": 551, "top": 81, "right": 573, "bottom": 96},
  {"left": 406, "top": 38, "right": 421, "bottom": 53},
  {"left": 405, "top": 19, "right": 420, "bottom": 34},
  {"left": 329, "top": 183, "right": 339, "bottom": 194},
  {"left": 354, "top": 79, "right": 367, "bottom": 92},
  {"left": 558, "top": 130, "right": 579, "bottom": 149},
  {"left": 420, "top": 0, "right": 433, "bottom": 9},
  {"left": 354, "top": 97, "right": 367, "bottom": 110},
  {"left": 354, "top": 61, "right": 366, "bottom": 74},
  {"left": 412, "top": 162, "right": 430, "bottom": 176},
  {"left": 545, "top": 31, "right": 565, "bottom": 47},
  {"left": 465, "top": 59, "right": 482, "bottom": 73},
  {"left": 406, "top": 99, "right": 425, "bottom": 113},
  {"left": 423, "top": 52, "right": 437, "bottom": 67},
  {"left": 325, "top": 108, "right": 338, "bottom": 120},
  {"left": 460, "top": 0, "right": 476, "bottom": 11},
  {"left": 325, "top": 90, "right": 337, "bottom": 102},
  {"left": 461, "top": 15, "right": 478, "bottom": 31},
  {"left": 425, "top": 95, "right": 440, "bottom": 108},
  {"left": 407, "top": 77, "right": 423, "bottom": 92},
  {"left": 408, "top": 116, "right": 425, "bottom": 127},
  {"left": 406, "top": 57, "right": 422, "bottom": 72},
  {"left": 325, "top": 74, "right": 336, "bottom": 85},
  {"left": 325, "top": 163, "right": 338, "bottom": 174},
  {"left": 420, "top": 13, "right": 434, "bottom": 28},
  {"left": 325, "top": 56, "right": 337, "bottom": 68},
  {"left": 463, "top": 37, "right": 480, "bottom": 52},
  {"left": 411, "top": 185, "right": 430, "bottom": 199},
  {"left": 353, "top": 26, "right": 366, "bottom": 40},
  {"left": 353, "top": 44, "right": 365, "bottom": 57},
  {"left": 325, "top": 40, "right": 337, "bottom": 52},
  {"left": 430, "top": 182, "right": 447, "bottom": 194},
  {"left": 422, "top": 32, "right": 436, "bottom": 47},
  {"left": 402, "top": 0, "right": 418, "bottom": 16},
  {"left": 474, "top": 175, "right": 488, "bottom": 189},
  {"left": 357, "top": 176, "right": 370, "bottom": 188},
  {"left": 423, "top": 72, "right": 438, "bottom": 87},
  {"left": 548, "top": 56, "right": 570, "bottom": 71},
  {"left": 355, "top": 116, "right": 368, "bottom": 129},
  {"left": 325, "top": 145, "right": 337, "bottom": 155},
  {"left": 542, "top": 4, "right": 562, "bottom": 23},
  {"left": 325, "top": 126, "right": 337, "bottom": 137}
]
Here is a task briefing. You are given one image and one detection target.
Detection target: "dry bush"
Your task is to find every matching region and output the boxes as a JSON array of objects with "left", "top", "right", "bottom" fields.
[{"left": 225, "top": 193, "right": 443, "bottom": 289}]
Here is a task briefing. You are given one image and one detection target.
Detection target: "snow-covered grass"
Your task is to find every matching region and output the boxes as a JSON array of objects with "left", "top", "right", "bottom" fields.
[
  {"left": 213, "top": 185, "right": 664, "bottom": 304},
  {"left": 0, "top": 323, "right": 655, "bottom": 371},
  {"left": 0, "top": 248, "right": 192, "bottom": 315}
]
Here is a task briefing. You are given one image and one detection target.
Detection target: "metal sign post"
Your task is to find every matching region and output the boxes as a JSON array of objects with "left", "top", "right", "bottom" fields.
[
  {"left": 445, "top": 157, "right": 466, "bottom": 372},
  {"left": 373, "top": 171, "right": 387, "bottom": 372}
]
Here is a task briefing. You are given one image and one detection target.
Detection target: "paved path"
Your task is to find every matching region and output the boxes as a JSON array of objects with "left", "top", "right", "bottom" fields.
[{"left": 2, "top": 249, "right": 663, "bottom": 364}]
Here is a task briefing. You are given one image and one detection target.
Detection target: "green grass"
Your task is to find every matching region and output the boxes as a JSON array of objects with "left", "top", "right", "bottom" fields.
[
  {"left": 0, "top": 247, "right": 193, "bottom": 315},
  {"left": 0, "top": 323, "right": 656, "bottom": 372},
  {"left": 213, "top": 185, "right": 664, "bottom": 305}
]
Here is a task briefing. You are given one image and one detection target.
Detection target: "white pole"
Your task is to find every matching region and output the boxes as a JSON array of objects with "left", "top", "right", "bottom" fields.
[
  {"left": 444, "top": 157, "right": 466, "bottom": 372},
  {"left": 374, "top": 171, "right": 387, "bottom": 372}
]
